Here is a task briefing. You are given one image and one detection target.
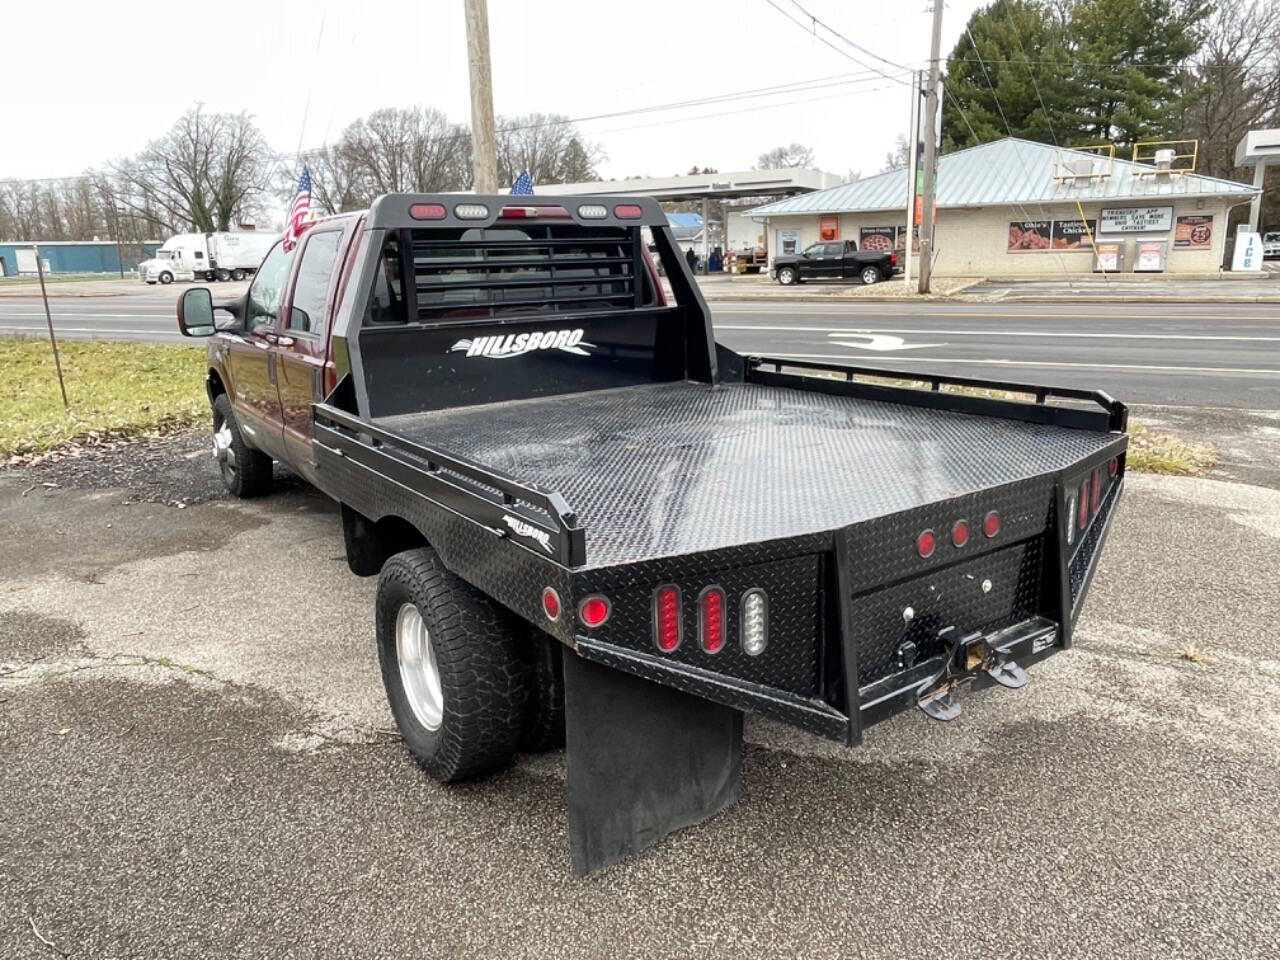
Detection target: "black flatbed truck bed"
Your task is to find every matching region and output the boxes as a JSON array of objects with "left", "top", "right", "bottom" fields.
[{"left": 269, "top": 193, "right": 1125, "bottom": 874}]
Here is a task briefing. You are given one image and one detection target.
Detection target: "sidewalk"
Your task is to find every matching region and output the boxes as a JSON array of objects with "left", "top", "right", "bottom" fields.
[{"left": 693, "top": 264, "right": 1280, "bottom": 304}]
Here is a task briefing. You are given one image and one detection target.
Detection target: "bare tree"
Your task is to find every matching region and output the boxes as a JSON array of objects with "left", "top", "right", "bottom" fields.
[
  {"left": 879, "top": 134, "right": 911, "bottom": 174},
  {"left": 308, "top": 106, "right": 471, "bottom": 213},
  {"left": 1177, "top": 0, "right": 1280, "bottom": 224},
  {"left": 754, "top": 143, "right": 816, "bottom": 169},
  {"left": 494, "top": 113, "right": 604, "bottom": 186},
  {"left": 108, "top": 105, "right": 272, "bottom": 234}
]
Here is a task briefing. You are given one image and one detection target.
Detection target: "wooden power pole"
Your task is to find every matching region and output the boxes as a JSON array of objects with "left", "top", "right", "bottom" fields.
[
  {"left": 917, "top": 0, "right": 944, "bottom": 294},
  {"left": 465, "top": 0, "right": 499, "bottom": 193}
]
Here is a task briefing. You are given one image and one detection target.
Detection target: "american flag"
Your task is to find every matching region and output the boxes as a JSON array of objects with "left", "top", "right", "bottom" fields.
[
  {"left": 511, "top": 169, "right": 534, "bottom": 195},
  {"left": 283, "top": 166, "right": 312, "bottom": 252}
]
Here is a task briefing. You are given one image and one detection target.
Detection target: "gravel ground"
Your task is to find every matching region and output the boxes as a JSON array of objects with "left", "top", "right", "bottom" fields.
[{"left": 2, "top": 433, "right": 1279, "bottom": 958}]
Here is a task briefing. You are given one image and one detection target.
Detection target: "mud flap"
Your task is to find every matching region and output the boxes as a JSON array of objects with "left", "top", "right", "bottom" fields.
[{"left": 563, "top": 651, "right": 743, "bottom": 875}]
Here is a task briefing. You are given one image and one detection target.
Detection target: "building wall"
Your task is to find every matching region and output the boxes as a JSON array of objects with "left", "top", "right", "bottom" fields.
[
  {"left": 0, "top": 242, "right": 159, "bottom": 276},
  {"left": 764, "top": 197, "right": 1234, "bottom": 276}
]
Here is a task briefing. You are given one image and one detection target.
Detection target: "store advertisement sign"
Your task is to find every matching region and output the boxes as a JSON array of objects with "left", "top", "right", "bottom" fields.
[
  {"left": 819, "top": 215, "right": 840, "bottom": 241},
  {"left": 778, "top": 229, "right": 800, "bottom": 256},
  {"left": 1100, "top": 206, "right": 1173, "bottom": 233},
  {"left": 1232, "top": 232, "right": 1263, "bottom": 271},
  {"left": 859, "top": 226, "right": 896, "bottom": 252},
  {"left": 1051, "top": 219, "right": 1097, "bottom": 250},
  {"left": 1134, "top": 240, "right": 1167, "bottom": 272},
  {"left": 1094, "top": 242, "right": 1121, "bottom": 272},
  {"left": 1007, "top": 221, "right": 1052, "bottom": 252},
  {"left": 1174, "top": 215, "right": 1214, "bottom": 249},
  {"left": 896, "top": 225, "right": 920, "bottom": 253}
]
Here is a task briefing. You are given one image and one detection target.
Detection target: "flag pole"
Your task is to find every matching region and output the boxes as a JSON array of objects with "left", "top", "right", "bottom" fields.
[{"left": 34, "top": 244, "right": 69, "bottom": 410}]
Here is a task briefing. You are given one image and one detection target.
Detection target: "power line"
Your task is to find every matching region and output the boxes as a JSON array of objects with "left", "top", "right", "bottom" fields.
[{"left": 761, "top": 0, "right": 911, "bottom": 86}]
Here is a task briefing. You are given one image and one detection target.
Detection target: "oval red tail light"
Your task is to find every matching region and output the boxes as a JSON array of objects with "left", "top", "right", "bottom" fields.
[
  {"left": 917, "top": 529, "right": 936, "bottom": 558},
  {"left": 578, "top": 595, "right": 610, "bottom": 628},
  {"left": 1078, "top": 478, "right": 1090, "bottom": 529},
  {"left": 1091, "top": 468, "right": 1102, "bottom": 512},
  {"left": 983, "top": 510, "right": 1001, "bottom": 538},
  {"left": 653, "top": 585, "right": 682, "bottom": 652},
  {"left": 1108, "top": 456, "right": 1119, "bottom": 477},
  {"left": 409, "top": 202, "right": 446, "bottom": 220},
  {"left": 699, "top": 586, "right": 726, "bottom": 654},
  {"left": 951, "top": 519, "right": 970, "bottom": 548}
]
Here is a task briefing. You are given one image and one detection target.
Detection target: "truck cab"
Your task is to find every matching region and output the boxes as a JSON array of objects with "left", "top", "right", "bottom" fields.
[{"left": 139, "top": 233, "right": 210, "bottom": 285}]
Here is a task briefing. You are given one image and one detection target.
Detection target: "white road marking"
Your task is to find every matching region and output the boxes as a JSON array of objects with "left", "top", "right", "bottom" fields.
[
  {"left": 714, "top": 323, "right": 1280, "bottom": 343},
  {"left": 716, "top": 306, "right": 1280, "bottom": 320},
  {"left": 825, "top": 334, "right": 942, "bottom": 352},
  {"left": 0, "top": 324, "right": 183, "bottom": 336},
  {"left": 765, "top": 352, "right": 1280, "bottom": 375}
]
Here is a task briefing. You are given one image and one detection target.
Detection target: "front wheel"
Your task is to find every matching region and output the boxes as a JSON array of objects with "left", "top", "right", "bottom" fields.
[
  {"left": 860, "top": 265, "right": 882, "bottom": 285},
  {"left": 777, "top": 266, "right": 798, "bottom": 285},
  {"left": 158, "top": 271, "right": 173, "bottom": 285},
  {"left": 376, "top": 548, "right": 528, "bottom": 782},
  {"left": 211, "top": 394, "right": 273, "bottom": 497}
]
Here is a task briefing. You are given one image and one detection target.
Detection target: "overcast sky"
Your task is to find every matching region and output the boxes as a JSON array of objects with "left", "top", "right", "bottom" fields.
[{"left": 4, "top": 0, "right": 986, "bottom": 183}]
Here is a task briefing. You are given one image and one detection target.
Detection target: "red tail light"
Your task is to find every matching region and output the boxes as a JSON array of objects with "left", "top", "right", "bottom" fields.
[
  {"left": 890, "top": 251, "right": 899, "bottom": 265},
  {"left": 409, "top": 203, "right": 446, "bottom": 220},
  {"left": 951, "top": 519, "right": 970, "bottom": 548},
  {"left": 1091, "top": 468, "right": 1102, "bottom": 512},
  {"left": 1078, "top": 478, "right": 1090, "bottom": 529},
  {"left": 614, "top": 204, "right": 643, "bottom": 219},
  {"left": 983, "top": 510, "right": 1001, "bottom": 538},
  {"left": 578, "top": 595, "right": 610, "bottom": 628},
  {"left": 541, "top": 587, "right": 561, "bottom": 622},
  {"left": 698, "top": 586, "right": 726, "bottom": 654},
  {"left": 1108, "top": 457, "right": 1119, "bottom": 477},
  {"left": 917, "top": 529, "right": 936, "bottom": 558},
  {"left": 653, "top": 585, "right": 682, "bottom": 652}
]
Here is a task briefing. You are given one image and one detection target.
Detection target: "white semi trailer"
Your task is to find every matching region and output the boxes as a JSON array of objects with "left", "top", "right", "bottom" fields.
[{"left": 139, "top": 231, "right": 278, "bottom": 284}]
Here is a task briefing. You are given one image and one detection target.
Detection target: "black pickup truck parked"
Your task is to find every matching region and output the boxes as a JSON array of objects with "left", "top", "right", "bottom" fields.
[
  {"left": 176, "top": 194, "right": 1127, "bottom": 874},
  {"left": 773, "top": 238, "right": 899, "bottom": 285}
]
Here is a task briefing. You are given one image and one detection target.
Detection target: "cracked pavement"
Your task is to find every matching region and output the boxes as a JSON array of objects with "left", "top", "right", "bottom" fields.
[{"left": 2, "top": 432, "right": 1279, "bottom": 959}]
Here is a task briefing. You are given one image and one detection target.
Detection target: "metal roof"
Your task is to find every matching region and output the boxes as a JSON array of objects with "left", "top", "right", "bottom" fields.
[
  {"left": 666, "top": 212, "right": 702, "bottom": 228},
  {"left": 524, "top": 168, "right": 843, "bottom": 201},
  {"left": 746, "top": 138, "right": 1259, "bottom": 217}
]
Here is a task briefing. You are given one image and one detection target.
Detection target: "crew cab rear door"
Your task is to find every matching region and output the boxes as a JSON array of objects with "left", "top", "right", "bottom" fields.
[{"left": 274, "top": 220, "right": 357, "bottom": 478}]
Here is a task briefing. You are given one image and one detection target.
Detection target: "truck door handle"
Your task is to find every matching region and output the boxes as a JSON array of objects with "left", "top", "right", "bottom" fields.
[{"left": 263, "top": 333, "right": 295, "bottom": 347}]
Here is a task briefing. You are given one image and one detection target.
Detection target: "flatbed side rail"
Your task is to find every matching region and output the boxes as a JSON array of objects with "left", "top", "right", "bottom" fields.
[
  {"left": 313, "top": 402, "right": 587, "bottom": 567},
  {"left": 745, "top": 356, "right": 1128, "bottom": 433}
]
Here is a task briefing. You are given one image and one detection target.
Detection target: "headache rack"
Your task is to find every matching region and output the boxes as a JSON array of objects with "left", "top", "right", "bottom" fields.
[{"left": 407, "top": 227, "right": 654, "bottom": 324}]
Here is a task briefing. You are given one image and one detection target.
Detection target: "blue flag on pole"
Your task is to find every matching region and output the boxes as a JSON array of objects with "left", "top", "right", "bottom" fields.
[{"left": 511, "top": 170, "right": 534, "bottom": 195}]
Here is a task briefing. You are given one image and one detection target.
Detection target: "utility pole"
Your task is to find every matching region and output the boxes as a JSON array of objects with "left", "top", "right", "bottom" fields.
[
  {"left": 917, "top": 0, "right": 944, "bottom": 294},
  {"left": 464, "top": 0, "right": 499, "bottom": 193}
]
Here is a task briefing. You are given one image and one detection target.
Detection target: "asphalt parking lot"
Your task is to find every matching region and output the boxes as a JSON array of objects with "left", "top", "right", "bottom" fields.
[{"left": 3, "top": 426, "right": 1279, "bottom": 958}]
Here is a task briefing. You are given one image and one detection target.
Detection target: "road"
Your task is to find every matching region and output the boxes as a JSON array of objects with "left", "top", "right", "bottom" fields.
[{"left": 2, "top": 292, "right": 1277, "bottom": 408}]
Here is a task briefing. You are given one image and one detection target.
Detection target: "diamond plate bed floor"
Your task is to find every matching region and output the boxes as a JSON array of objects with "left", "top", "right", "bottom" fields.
[{"left": 377, "top": 381, "right": 1116, "bottom": 568}]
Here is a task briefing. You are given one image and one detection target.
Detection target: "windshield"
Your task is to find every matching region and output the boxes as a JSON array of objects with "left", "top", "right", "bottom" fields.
[
  {"left": 155, "top": 250, "right": 173, "bottom": 260},
  {"left": 1265, "top": 233, "right": 1280, "bottom": 242}
]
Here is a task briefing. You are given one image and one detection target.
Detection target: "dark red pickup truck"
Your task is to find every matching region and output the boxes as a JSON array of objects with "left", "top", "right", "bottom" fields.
[{"left": 177, "top": 194, "right": 1127, "bottom": 873}]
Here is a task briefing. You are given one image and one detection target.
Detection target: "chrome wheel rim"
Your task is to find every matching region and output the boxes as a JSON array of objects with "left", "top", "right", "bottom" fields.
[
  {"left": 779, "top": 269, "right": 793, "bottom": 285},
  {"left": 862, "top": 268, "right": 878, "bottom": 284},
  {"left": 396, "top": 603, "right": 443, "bottom": 731},
  {"left": 213, "top": 421, "right": 237, "bottom": 484}
]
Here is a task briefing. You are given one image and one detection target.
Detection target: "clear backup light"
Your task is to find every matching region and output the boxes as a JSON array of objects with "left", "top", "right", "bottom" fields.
[
  {"left": 740, "top": 589, "right": 768, "bottom": 656},
  {"left": 577, "top": 204, "right": 608, "bottom": 219},
  {"left": 454, "top": 203, "right": 489, "bottom": 219}
]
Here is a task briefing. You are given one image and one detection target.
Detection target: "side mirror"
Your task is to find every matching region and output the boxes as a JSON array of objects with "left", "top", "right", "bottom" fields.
[{"left": 177, "top": 287, "right": 216, "bottom": 337}]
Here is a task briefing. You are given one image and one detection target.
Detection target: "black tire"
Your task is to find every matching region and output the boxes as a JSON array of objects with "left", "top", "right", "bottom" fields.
[
  {"left": 376, "top": 548, "right": 527, "bottom": 782},
  {"left": 216, "top": 269, "right": 231, "bottom": 282},
  {"left": 211, "top": 394, "right": 273, "bottom": 498},
  {"left": 518, "top": 634, "right": 565, "bottom": 752},
  {"left": 860, "top": 265, "right": 882, "bottom": 285},
  {"left": 777, "top": 266, "right": 797, "bottom": 285},
  {"left": 230, "top": 268, "right": 246, "bottom": 281},
  {"left": 158, "top": 271, "right": 173, "bottom": 285}
]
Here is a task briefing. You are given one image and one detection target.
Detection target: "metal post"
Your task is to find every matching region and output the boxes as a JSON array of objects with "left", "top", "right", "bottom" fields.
[
  {"left": 903, "top": 70, "right": 921, "bottom": 286},
  {"left": 34, "top": 245, "right": 69, "bottom": 409},
  {"left": 464, "top": 0, "right": 498, "bottom": 193},
  {"left": 113, "top": 207, "right": 125, "bottom": 279},
  {"left": 918, "top": 1, "right": 944, "bottom": 294},
  {"left": 701, "top": 197, "right": 709, "bottom": 274},
  {"left": 1248, "top": 161, "right": 1267, "bottom": 233}
]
